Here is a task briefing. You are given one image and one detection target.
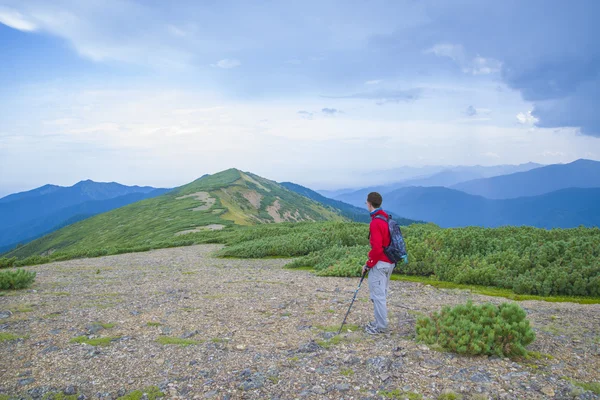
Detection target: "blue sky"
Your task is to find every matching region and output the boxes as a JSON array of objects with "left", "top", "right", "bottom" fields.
[{"left": 0, "top": 0, "right": 599, "bottom": 194}]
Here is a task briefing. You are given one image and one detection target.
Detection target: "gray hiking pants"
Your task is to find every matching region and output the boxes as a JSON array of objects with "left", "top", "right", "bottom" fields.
[{"left": 368, "top": 261, "right": 395, "bottom": 330}]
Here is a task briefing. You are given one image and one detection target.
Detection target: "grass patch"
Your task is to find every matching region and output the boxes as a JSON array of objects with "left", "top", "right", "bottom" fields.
[
  {"left": 46, "top": 292, "right": 70, "bottom": 296},
  {"left": 390, "top": 274, "right": 600, "bottom": 305},
  {"left": 285, "top": 265, "right": 315, "bottom": 272},
  {"left": 438, "top": 391, "right": 463, "bottom": 400},
  {"left": 0, "top": 332, "right": 26, "bottom": 342},
  {"left": 181, "top": 271, "right": 197, "bottom": 275},
  {"left": 316, "top": 335, "right": 347, "bottom": 349},
  {"left": 378, "top": 390, "right": 422, "bottom": 399},
  {"left": 211, "top": 337, "right": 229, "bottom": 343},
  {"left": 156, "top": 336, "right": 201, "bottom": 347},
  {"left": 325, "top": 309, "right": 336, "bottom": 314},
  {"left": 525, "top": 351, "right": 554, "bottom": 360},
  {"left": 116, "top": 386, "right": 164, "bottom": 400},
  {"left": 10, "top": 304, "right": 35, "bottom": 313},
  {"left": 147, "top": 321, "right": 162, "bottom": 327},
  {"left": 314, "top": 324, "right": 360, "bottom": 333},
  {"left": 340, "top": 367, "right": 354, "bottom": 376},
  {"left": 571, "top": 381, "right": 600, "bottom": 395},
  {"left": 99, "top": 322, "right": 116, "bottom": 329},
  {"left": 69, "top": 335, "right": 121, "bottom": 346}
]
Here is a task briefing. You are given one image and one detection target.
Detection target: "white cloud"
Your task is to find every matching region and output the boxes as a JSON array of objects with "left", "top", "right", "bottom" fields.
[
  {"left": 365, "top": 80, "right": 382, "bottom": 85},
  {"left": 542, "top": 151, "right": 565, "bottom": 157},
  {"left": 464, "top": 56, "right": 501, "bottom": 75},
  {"left": 167, "top": 25, "right": 186, "bottom": 37},
  {"left": 516, "top": 110, "right": 539, "bottom": 125},
  {"left": 0, "top": 7, "right": 37, "bottom": 31},
  {"left": 425, "top": 43, "right": 501, "bottom": 76},
  {"left": 424, "top": 43, "right": 465, "bottom": 62},
  {"left": 212, "top": 58, "right": 241, "bottom": 69}
]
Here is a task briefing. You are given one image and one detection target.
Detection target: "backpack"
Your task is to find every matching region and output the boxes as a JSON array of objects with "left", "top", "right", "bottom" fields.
[{"left": 374, "top": 214, "right": 409, "bottom": 264}]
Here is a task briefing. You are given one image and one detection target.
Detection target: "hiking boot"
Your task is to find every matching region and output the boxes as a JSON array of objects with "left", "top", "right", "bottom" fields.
[{"left": 365, "top": 324, "right": 385, "bottom": 335}]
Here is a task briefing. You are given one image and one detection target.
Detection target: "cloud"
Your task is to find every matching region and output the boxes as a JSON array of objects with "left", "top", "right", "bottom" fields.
[
  {"left": 0, "top": 7, "right": 37, "bottom": 31},
  {"left": 516, "top": 111, "right": 539, "bottom": 126},
  {"left": 365, "top": 80, "right": 382, "bottom": 85},
  {"left": 321, "top": 108, "right": 340, "bottom": 115},
  {"left": 465, "top": 106, "right": 492, "bottom": 118},
  {"left": 483, "top": 152, "right": 500, "bottom": 158},
  {"left": 424, "top": 43, "right": 465, "bottom": 63},
  {"left": 324, "top": 88, "right": 422, "bottom": 105},
  {"left": 542, "top": 151, "right": 565, "bottom": 157},
  {"left": 425, "top": 43, "right": 501, "bottom": 76},
  {"left": 297, "top": 110, "right": 313, "bottom": 120},
  {"left": 212, "top": 59, "right": 241, "bottom": 69}
]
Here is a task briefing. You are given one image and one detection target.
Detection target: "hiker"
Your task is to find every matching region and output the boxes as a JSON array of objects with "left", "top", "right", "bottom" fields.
[{"left": 362, "top": 192, "right": 395, "bottom": 335}]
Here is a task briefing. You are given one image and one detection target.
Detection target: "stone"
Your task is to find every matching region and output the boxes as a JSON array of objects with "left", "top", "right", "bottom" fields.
[
  {"left": 322, "top": 332, "right": 336, "bottom": 340},
  {"left": 366, "top": 357, "right": 391, "bottom": 373},
  {"left": 470, "top": 373, "right": 492, "bottom": 383},
  {"left": 19, "top": 378, "right": 35, "bottom": 386},
  {"left": 540, "top": 386, "right": 555, "bottom": 397},
  {"left": 298, "top": 340, "right": 322, "bottom": 353},
  {"left": 64, "top": 386, "right": 77, "bottom": 395},
  {"left": 0, "top": 311, "right": 12, "bottom": 319},
  {"left": 312, "top": 386, "right": 326, "bottom": 395},
  {"left": 86, "top": 323, "right": 104, "bottom": 334},
  {"left": 335, "top": 383, "right": 351, "bottom": 392},
  {"left": 180, "top": 330, "right": 199, "bottom": 339},
  {"left": 235, "top": 344, "right": 247, "bottom": 351}
]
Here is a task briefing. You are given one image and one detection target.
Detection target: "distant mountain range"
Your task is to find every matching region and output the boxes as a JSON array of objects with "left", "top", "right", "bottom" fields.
[
  {"left": 3, "top": 159, "right": 600, "bottom": 256},
  {"left": 0, "top": 181, "right": 170, "bottom": 253},
  {"left": 328, "top": 159, "right": 600, "bottom": 229},
  {"left": 452, "top": 159, "right": 600, "bottom": 199},
  {"left": 329, "top": 162, "right": 543, "bottom": 206},
  {"left": 382, "top": 186, "right": 600, "bottom": 228}
]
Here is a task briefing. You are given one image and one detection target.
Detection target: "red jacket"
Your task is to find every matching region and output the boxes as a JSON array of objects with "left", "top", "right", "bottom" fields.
[{"left": 366, "top": 209, "right": 392, "bottom": 268}]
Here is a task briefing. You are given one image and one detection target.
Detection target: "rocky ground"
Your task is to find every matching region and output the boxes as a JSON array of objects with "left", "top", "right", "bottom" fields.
[{"left": 1, "top": 245, "right": 599, "bottom": 400}]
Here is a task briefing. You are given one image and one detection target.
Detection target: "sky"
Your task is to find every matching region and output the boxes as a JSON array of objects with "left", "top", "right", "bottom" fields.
[{"left": 0, "top": 0, "right": 599, "bottom": 195}]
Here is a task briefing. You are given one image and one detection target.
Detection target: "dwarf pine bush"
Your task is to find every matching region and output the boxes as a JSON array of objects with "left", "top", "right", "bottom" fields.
[
  {"left": 0, "top": 269, "right": 37, "bottom": 290},
  {"left": 0, "top": 257, "right": 16, "bottom": 269},
  {"left": 416, "top": 301, "right": 536, "bottom": 357}
]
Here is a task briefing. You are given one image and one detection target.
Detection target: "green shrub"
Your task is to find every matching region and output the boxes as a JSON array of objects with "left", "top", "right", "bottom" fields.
[
  {"left": 0, "top": 269, "right": 36, "bottom": 290},
  {"left": 416, "top": 301, "right": 535, "bottom": 357},
  {"left": 0, "top": 257, "right": 16, "bottom": 269}
]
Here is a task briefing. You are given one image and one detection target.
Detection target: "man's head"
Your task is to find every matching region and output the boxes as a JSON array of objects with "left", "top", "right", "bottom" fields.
[{"left": 366, "top": 192, "right": 382, "bottom": 212}]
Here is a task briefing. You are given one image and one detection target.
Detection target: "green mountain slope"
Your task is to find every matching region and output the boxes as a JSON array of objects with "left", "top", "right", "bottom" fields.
[{"left": 6, "top": 169, "right": 346, "bottom": 259}]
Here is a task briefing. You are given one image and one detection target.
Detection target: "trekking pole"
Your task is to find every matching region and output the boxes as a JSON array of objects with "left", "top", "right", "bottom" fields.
[{"left": 337, "top": 268, "right": 368, "bottom": 336}]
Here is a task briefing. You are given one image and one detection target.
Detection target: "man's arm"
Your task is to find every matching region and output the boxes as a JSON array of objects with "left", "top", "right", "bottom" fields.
[{"left": 366, "top": 220, "right": 386, "bottom": 268}]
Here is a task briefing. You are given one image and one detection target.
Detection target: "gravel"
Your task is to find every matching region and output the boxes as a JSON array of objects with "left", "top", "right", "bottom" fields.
[{"left": 0, "top": 244, "right": 599, "bottom": 399}]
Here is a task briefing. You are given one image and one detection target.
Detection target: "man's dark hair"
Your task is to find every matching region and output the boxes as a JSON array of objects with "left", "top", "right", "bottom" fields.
[{"left": 367, "top": 192, "right": 382, "bottom": 208}]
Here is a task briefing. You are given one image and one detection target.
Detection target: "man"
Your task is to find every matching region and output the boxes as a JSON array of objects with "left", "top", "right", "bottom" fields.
[{"left": 362, "top": 192, "right": 395, "bottom": 335}]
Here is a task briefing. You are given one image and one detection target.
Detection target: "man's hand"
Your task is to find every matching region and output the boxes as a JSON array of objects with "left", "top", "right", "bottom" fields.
[{"left": 362, "top": 265, "right": 368, "bottom": 275}]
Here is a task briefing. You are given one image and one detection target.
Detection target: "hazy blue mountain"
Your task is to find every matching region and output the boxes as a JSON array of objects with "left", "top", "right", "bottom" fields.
[
  {"left": 331, "top": 162, "right": 544, "bottom": 207},
  {"left": 0, "top": 184, "right": 62, "bottom": 204},
  {"left": 452, "top": 159, "right": 600, "bottom": 199},
  {"left": 0, "top": 181, "right": 169, "bottom": 252},
  {"left": 0, "top": 180, "right": 163, "bottom": 228},
  {"left": 383, "top": 186, "right": 600, "bottom": 228}
]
